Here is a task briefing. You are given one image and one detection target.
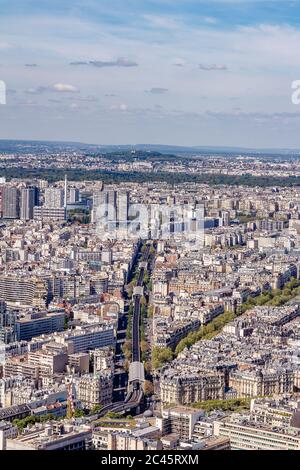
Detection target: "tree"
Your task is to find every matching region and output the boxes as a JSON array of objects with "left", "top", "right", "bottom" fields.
[
  {"left": 144, "top": 380, "right": 154, "bottom": 397},
  {"left": 148, "top": 305, "right": 154, "bottom": 317},
  {"left": 64, "top": 316, "right": 69, "bottom": 330},
  {"left": 123, "top": 359, "right": 130, "bottom": 373},
  {"left": 144, "top": 361, "right": 152, "bottom": 375},
  {"left": 89, "top": 404, "right": 103, "bottom": 415},
  {"left": 126, "top": 283, "right": 135, "bottom": 298},
  {"left": 106, "top": 412, "right": 123, "bottom": 419},
  {"left": 13, "top": 414, "right": 56, "bottom": 431},
  {"left": 152, "top": 346, "right": 173, "bottom": 369},
  {"left": 141, "top": 340, "right": 150, "bottom": 353},
  {"left": 123, "top": 340, "right": 132, "bottom": 360},
  {"left": 126, "top": 307, "right": 133, "bottom": 340},
  {"left": 149, "top": 246, "right": 156, "bottom": 256}
]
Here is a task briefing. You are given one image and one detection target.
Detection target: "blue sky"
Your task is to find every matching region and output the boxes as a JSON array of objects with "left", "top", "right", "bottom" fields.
[{"left": 1, "top": 0, "right": 300, "bottom": 147}]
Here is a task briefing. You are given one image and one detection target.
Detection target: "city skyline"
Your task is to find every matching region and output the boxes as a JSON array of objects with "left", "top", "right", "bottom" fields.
[{"left": 2, "top": 1, "right": 300, "bottom": 456}]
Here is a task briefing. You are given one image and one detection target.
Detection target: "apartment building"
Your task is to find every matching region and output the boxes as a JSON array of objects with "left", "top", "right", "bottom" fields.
[
  {"left": 75, "top": 372, "right": 113, "bottom": 409},
  {"left": 53, "top": 323, "right": 115, "bottom": 354},
  {"left": 158, "top": 407, "right": 204, "bottom": 441},
  {"left": 15, "top": 310, "right": 65, "bottom": 341},
  {"left": 213, "top": 417, "right": 300, "bottom": 450},
  {"left": 6, "top": 422, "right": 92, "bottom": 451},
  {"left": 229, "top": 368, "right": 294, "bottom": 398},
  {"left": 160, "top": 368, "right": 224, "bottom": 405},
  {"left": 0, "top": 275, "right": 48, "bottom": 308}
]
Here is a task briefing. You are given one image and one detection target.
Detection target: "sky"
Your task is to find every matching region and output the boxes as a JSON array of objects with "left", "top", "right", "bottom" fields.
[{"left": 1, "top": 0, "right": 300, "bottom": 148}]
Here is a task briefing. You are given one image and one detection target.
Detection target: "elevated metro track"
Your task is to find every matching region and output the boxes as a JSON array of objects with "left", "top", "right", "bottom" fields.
[{"left": 96, "top": 242, "right": 151, "bottom": 418}]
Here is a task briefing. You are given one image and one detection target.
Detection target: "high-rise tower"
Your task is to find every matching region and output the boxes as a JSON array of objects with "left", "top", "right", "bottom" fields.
[{"left": 64, "top": 174, "right": 68, "bottom": 208}]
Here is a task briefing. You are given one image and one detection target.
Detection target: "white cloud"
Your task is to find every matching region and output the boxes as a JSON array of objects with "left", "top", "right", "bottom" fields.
[
  {"left": 143, "top": 14, "right": 181, "bottom": 30},
  {"left": 145, "top": 88, "right": 169, "bottom": 94},
  {"left": 25, "top": 84, "right": 79, "bottom": 94},
  {"left": 25, "top": 86, "right": 48, "bottom": 94},
  {"left": 202, "top": 17, "right": 218, "bottom": 24},
  {"left": 0, "top": 41, "right": 11, "bottom": 49},
  {"left": 51, "top": 83, "right": 79, "bottom": 93},
  {"left": 173, "top": 57, "right": 186, "bottom": 67},
  {"left": 199, "top": 64, "right": 228, "bottom": 71},
  {"left": 110, "top": 103, "right": 128, "bottom": 112},
  {"left": 70, "top": 57, "right": 138, "bottom": 68}
]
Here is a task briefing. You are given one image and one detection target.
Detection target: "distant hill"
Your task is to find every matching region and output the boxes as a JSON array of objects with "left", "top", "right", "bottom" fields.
[
  {"left": 0, "top": 139, "right": 300, "bottom": 156},
  {"left": 0, "top": 139, "right": 98, "bottom": 154}
]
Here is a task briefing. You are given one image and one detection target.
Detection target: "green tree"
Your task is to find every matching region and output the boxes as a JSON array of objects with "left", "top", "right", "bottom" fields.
[
  {"left": 89, "top": 404, "right": 103, "bottom": 415},
  {"left": 74, "top": 409, "right": 85, "bottom": 418},
  {"left": 152, "top": 346, "right": 173, "bottom": 369},
  {"left": 106, "top": 412, "right": 123, "bottom": 419}
]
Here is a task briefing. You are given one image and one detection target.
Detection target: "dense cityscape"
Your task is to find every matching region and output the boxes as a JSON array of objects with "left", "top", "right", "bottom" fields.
[
  {"left": 1, "top": 0, "right": 300, "bottom": 461},
  {"left": 0, "top": 143, "right": 300, "bottom": 452}
]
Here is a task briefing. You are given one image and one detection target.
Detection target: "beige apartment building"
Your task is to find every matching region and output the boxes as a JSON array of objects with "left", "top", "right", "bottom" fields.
[
  {"left": 160, "top": 369, "right": 224, "bottom": 405},
  {"left": 75, "top": 372, "right": 113, "bottom": 409},
  {"left": 229, "top": 369, "right": 294, "bottom": 398}
]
